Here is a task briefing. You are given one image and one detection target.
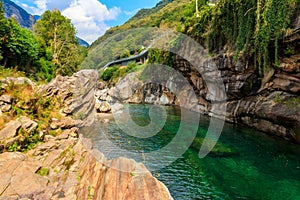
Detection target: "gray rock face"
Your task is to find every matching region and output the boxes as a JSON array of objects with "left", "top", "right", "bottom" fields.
[
  {"left": 109, "top": 73, "right": 143, "bottom": 102},
  {"left": 0, "top": 95, "right": 13, "bottom": 113},
  {"left": 39, "top": 70, "right": 98, "bottom": 127},
  {"left": 273, "top": 74, "right": 300, "bottom": 93}
]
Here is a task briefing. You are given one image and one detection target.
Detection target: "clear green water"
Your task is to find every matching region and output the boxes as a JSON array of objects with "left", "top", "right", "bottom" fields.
[{"left": 82, "top": 104, "right": 300, "bottom": 200}]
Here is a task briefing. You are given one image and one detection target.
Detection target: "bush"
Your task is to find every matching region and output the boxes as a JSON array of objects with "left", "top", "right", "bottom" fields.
[
  {"left": 101, "top": 66, "right": 120, "bottom": 81},
  {"left": 126, "top": 62, "right": 137, "bottom": 72}
]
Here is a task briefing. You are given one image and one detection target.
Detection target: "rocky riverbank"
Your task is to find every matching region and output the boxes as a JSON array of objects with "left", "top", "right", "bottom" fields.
[
  {"left": 0, "top": 71, "right": 173, "bottom": 200},
  {"left": 96, "top": 51, "right": 300, "bottom": 143},
  {"left": 95, "top": 32, "right": 300, "bottom": 144}
]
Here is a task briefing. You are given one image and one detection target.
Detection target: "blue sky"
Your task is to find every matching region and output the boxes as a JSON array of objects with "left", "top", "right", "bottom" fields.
[{"left": 12, "top": 0, "right": 161, "bottom": 44}]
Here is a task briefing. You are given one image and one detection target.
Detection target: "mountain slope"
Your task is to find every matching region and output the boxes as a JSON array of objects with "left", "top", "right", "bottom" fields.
[
  {"left": 76, "top": 36, "right": 89, "bottom": 47},
  {"left": 1, "top": 0, "right": 35, "bottom": 28},
  {"left": 90, "top": 0, "right": 194, "bottom": 48}
]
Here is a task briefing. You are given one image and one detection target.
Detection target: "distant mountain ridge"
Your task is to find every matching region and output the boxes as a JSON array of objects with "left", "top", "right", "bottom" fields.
[
  {"left": 1, "top": 0, "right": 36, "bottom": 28},
  {"left": 0, "top": 0, "right": 89, "bottom": 46},
  {"left": 76, "top": 36, "right": 89, "bottom": 47}
]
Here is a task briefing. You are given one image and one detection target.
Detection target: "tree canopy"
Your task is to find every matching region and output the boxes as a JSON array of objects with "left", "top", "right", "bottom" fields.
[
  {"left": 0, "top": 3, "right": 86, "bottom": 82},
  {"left": 34, "top": 9, "right": 86, "bottom": 76}
]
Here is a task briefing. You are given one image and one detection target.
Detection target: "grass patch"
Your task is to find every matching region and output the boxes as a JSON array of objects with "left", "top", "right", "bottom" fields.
[
  {"left": 0, "top": 74, "right": 63, "bottom": 152},
  {"left": 36, "top": 167, "right": 49, "bottom": 176},
  {"left": 0, "top": 66, "right": 26, "bottom": 79}
]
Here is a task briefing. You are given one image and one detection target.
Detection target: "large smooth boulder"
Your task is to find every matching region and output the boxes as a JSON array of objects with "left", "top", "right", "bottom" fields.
[{"left": 109, "top": 73, "right": 143, "bottom": 102}]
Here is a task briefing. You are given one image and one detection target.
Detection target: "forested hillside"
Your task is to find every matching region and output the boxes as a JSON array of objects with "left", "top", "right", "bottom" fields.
[{"left": 87, "top": 0, "right": 300, "bottom": 81}]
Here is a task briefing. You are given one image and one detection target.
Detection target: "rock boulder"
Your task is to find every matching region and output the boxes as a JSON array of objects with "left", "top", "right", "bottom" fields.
[
  {"left": 0, "top": 120, "right": 21, "bottom": 141},
  {"left": 95, "top": 101, "right": 111, "bottom": 113}
]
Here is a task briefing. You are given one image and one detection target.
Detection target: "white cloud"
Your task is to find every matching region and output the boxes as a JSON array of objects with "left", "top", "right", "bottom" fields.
[
  {"left": 33, "top": 0, "right": 47, "bottom": 14},
  {"left": 17, "top": 0, "right": 121, "bottom": 43},
  {"left": 62, "top": 0, "right": 121, "bottom": 44}
]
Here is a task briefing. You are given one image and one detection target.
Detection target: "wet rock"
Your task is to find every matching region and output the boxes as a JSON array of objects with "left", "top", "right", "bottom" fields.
[
  {"left": 191, "top": 137, "right": 239, "bottom": 157},
  {"left": 0, "top": 120, "right": 21, "bottom": 141}
]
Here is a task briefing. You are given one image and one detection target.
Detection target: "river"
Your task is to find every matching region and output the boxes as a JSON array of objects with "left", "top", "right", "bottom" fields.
[{"left": 82, "top": 104, "right": 300, "bottom": 200}]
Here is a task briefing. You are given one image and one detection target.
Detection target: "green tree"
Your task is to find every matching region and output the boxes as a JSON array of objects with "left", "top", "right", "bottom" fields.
[
  {"left": 0, "top": 3, "right": 39, "bottom": 73},
  {"left": 34, "top": 9, "right": 85, "bottom": 76},
  {"left": 0, "top": 2, "right": 7, "bottom": 62}
]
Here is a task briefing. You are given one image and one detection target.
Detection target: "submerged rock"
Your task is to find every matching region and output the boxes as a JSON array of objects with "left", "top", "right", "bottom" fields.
[{"left": 191, "top": 137, "right": 238, "bottom": 157}]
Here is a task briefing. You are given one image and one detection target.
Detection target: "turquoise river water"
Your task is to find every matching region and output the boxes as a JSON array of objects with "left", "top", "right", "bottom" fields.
[{"left": 82, "top": 104, "right": 300, "bottom": 200}]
